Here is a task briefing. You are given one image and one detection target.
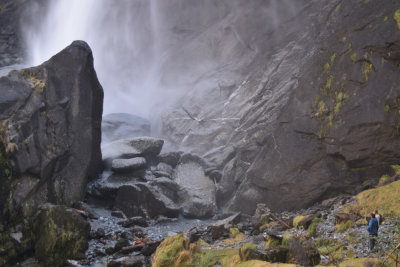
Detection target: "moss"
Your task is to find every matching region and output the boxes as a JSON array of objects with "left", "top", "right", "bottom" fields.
[
  {"left": 321, "top": 75, "right": 333, "bottom": 95},
  {"left": 292, "top": 216, "right": 306, "bottom": 229},
  {"left": 239, "top": 243, "right": 257, "bottom": 261},
  {"left": 313, "top": 94, "right": 320, "bottom": 110},
  {"left": 339, "top": 258, "right": 381, "bottom": 267},
  {"left": 34, "top": 205, "right": 90, "bottom": 267},
  {"left": 361, "top": 61, "right": 373, "bottom": 81},
  {"left": 153, "top": 234, "right": 189, "bottom": 267},
  {"left": 394, "top": 10, "right": 400, "bottom": 30},
  {"left": 315, "top": 238, "right": 355, "bottom": 262},
  {"left": 234, "top": 261, "right": 296, "bottom": 267},
  {"left": 350, "top": 52, "right": 357, "bottom": 63},
  {"left": 308, "top": 217, "right": 322, "bottom": 237},
  {"left": 282, "top": 233, "right": 294, "bottom": 248},
  {"left": 324, "top": 63, "right": 331, "bottom": 73},
  {"left": 223, "top": 228, "right": 245, "bottom": 245},
  {"left": 385, "top": 104, "right": 390, "bottom": 114},
  {"left": 342, "top": 180, "right": 400, "bottom": 218},
  {"left": 378, "top": 174, "right": 390, "bottom": 186},
  {"left": 264, "top": 235, "right": 281, "bottom": 249},
  {"left": 391, "top": 164, "right": 400, "bottom": 175},
  {"left": 331, "top": 53, "right": 337, "bottom": 63},
  {"left": 384, "top": 16, "right": 388, "bottom": 22},
  {"left": 335, "top": 220, "right": 353, "bottom": 233}
]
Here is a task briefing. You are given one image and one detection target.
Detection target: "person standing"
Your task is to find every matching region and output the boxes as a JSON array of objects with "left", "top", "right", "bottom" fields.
[
  {"left": 374, "top": 210, "right": 381, "bottom": 225},
  {"left": 367, "top": 213, "right": 379, "bottom": 251}
]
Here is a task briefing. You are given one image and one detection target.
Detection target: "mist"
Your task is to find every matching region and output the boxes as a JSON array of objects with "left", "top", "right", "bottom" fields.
[{"left": 22, "top": 0, "right": 304, "bottom": 135}]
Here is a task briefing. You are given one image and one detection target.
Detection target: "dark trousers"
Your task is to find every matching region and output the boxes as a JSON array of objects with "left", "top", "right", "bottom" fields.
[{"left": 369, "top": 234, "right": 377, "bottom": 251}]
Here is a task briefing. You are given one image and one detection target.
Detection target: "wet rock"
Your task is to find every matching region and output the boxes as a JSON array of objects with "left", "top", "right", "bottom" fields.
[
  {"left": 102, "top": 113, "right": 151, "bottom": 143},
  {"left": 33, "top": 204, "right": 91, "bottom": 267},
  {"left": 111, "top": 210, "right": 126, "bottom": 219},
  {"left": 72, "top": 202, "right": 100, "bottom": 219},
  {"left": 156, "top": 152, "right": 181, "bottom": 168},
  {"left": 141, "top": 240, "right": 161, "bottom": 256},
  {"left": 112, "top": 157, "right": 147, "bottom": 173},
  {"left": 108, "top": 255, "right": 145, "bottom": 267},
  {"left": 114, "top": 238, "right": 131, "bottom": 253},
  {"left": 154, "top": 216, "right": 179, "bottom": 224},
  {"left": 102, "top": 137, "right": 164, "bottom": 164},
  {"left": 150, "top": 178, "right": 180, "bottom": 201},
  {"left": 156, "top": 162, "right": 173, "bottom": 176},
  {"left": 206, "top": 212, "right": 241, "bottom": 240},
  {"left": 113, "top": 184, "right": 180, "bottom": 219},
  {"left": 153, "top": 170, "right": 171, "bottom": 178},
  {"left": 174, "top": 155, "right": 217, "bottom": 218},
  {"left": 240, "top": 247, "right": 288, "bottom": 263},
  {"left": 105, "top": 246, "right": 115, "bottom": 255},
  {"left": 94, "top": 248, "right": 106, "bottom": 257},
  {"left": 8, "top": 176, "right": 39, "bottom": 217},
  {"left": 90, "top": 228, "right": 105, "bottom": 239},
  {"left": 0, "top": 41, "right": 103, "bottom": 222},
  {"left": 118, "top": 216, "right": 148, "bottom": 228}
]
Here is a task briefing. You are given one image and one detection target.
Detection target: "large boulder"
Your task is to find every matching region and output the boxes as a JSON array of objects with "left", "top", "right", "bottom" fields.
[
  {"left": 173, "top": 154, "right": 217, "bottom": 218},
  {"left": 0, "top": 40, "right": 103, "bottom": 222},
  {"left": 33, "top": 204, "right": 91, "bottom": 267},
  {"left": 113, "top": 184, "right": 180, "bottom": 219},
  {"left": 102, "top": 113, "right": 151, "bottom": 144}
]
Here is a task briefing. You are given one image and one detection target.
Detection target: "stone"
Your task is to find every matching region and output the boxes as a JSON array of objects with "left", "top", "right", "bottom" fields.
[
  {"left": 156, "top": 152, "right": 181, "bottom": 168},
  {"left": 294, "top": 213, "right": 321, "bottom": 229},
  {"left": 0, "top": 41, "right": 103, "bottom": 223},
  {"left": 287, "top": 238, "right": 320, "bottom": 266},
  {"left": 72, "top": 201, "right": 100, "bottom": 219},
  {"left": 156, "top": 162, "right": 173, "bottom": 176},
  {"left": 111, "top": 210, "right": 126, "bottom": 219},
  {"left": 108, "top": 255, "right": 145, "bottom": 267},
  {"left": 112, "top": 157, "right": 147, "bottom": 173},
  {"left": 102, "top": 113, "right": 151, "bottom": 143},
  {"left": 33, "top": 204, "right": 91, "bottom": 267},
  {"left": 114, "top": 238, "right": 130, "bottom": 253},
  {"left": 102, "top": 137, "right": 164, "bottom": 166},
  {"left": 173, "top": 155, "right": 217, "bottom": 218},
  {"left": 206, "top": 212, "right": 241, "bottom": 240},
  {"left": 113, "top": 184, "right": 180, "bottom": 219},
  {"left": 118, "top": 216, "right": 148, "bottom": 228},
  {"left": 240, "top": 247, "right": 288, "bottom": 263}
]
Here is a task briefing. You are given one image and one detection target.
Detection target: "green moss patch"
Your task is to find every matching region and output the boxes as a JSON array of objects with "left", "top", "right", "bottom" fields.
[{"left": 394, "top": 10, "right": 400, "bottom": 30}]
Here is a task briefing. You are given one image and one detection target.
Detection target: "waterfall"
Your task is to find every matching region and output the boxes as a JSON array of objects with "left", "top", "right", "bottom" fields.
[{"left": 23, "top": 0, "right": 162, "bottom": 119}]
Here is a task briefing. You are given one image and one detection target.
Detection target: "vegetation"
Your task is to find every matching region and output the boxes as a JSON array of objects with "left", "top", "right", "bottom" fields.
[
  {"left": 335, "top": 220, "right": 353, "bottom": 233},
  {"left": 343, "top": 180, "right": 400, "bottom": 218},
  {"left": 152, "top": 234, "right": 190, "bottom": 267},
  {"left": 308, "top": 217, "right": 322, "bottom": 237},
  {"left": 395, "top": 10, "right": 400, "bottom": 30}
]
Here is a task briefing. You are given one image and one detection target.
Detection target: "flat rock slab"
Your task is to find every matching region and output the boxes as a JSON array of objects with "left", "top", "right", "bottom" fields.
[
  {"left": 102, "top": 137, "right": 164, "bottom": 163},
  {"left": 112, "top": 157, "right": 147, "bottom": 173}
]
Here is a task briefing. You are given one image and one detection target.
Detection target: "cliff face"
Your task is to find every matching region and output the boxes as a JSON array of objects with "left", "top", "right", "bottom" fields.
[
  {"left": 2, "top": 0, "right": 400, "bottom": 215},
  {"left": 161, "top": 0, "right": 400, "bottom": 213}
]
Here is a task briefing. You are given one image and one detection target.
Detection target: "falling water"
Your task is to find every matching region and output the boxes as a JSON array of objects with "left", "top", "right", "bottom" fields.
[{"left": 23, "top": 0, "right": 163, "bottom": 120}]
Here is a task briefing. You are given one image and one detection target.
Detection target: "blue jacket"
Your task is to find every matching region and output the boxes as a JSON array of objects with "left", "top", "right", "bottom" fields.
[{"left": 367, "top": 218, "right": 379, "bottom": 235}]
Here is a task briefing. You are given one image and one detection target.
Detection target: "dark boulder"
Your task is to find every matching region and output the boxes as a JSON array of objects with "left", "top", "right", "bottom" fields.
[
  {"left": 113, "top": 184, "right": 180, "bottom": 219},
  {"left": 0, "top": 40, "right": 103, "bottom": 222},
  {"left": 102, "top": 113, "right": 151, "bottom": 143},
  {"left": 111, "top": 157, "right": 147, "bottom": 173}
]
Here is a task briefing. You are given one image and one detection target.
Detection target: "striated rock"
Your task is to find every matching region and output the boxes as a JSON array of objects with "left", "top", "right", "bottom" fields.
[
  {"left": 33, "top": 204, "right": 90, "bottom": 267},
  {"left": 0, "top": 40, "right": 103, "bottom": 222},
  {"left": 111, "top": 157, "right": 147, "bottom": 173},
  {"left": 102, "top": 113, "right": 150, "bottom": 143},
  {"left": 160, "top": 0, "right": 400, "bottom": 215}
]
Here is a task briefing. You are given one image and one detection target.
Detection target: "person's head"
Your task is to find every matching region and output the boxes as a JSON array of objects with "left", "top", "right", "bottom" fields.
[
  {"left": 371, "top": 213, "right": 375, "bottom": 218},
  {"left": 374, "top": 209, "right": 378, "bottom": 214}
]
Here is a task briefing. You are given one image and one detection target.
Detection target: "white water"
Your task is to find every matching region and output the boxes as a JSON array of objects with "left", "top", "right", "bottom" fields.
[{"left": 23, "top": 0, "right": 165, "bottom": 120}]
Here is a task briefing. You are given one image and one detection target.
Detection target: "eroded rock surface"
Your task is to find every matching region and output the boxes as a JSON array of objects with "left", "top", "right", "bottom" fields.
[{"left": 0, "top": 40, "right": 103, "bottom": 222}]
